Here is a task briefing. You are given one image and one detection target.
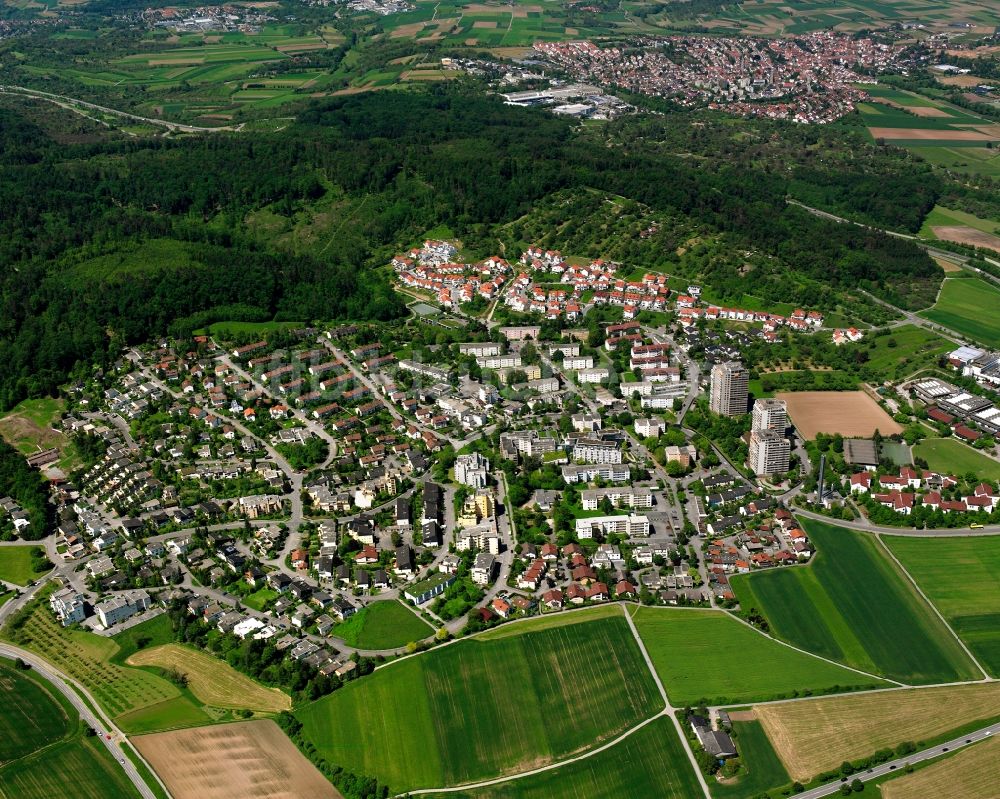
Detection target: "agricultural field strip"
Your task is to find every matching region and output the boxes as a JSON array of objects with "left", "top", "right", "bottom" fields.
[
  {"left": 709, "top": 605, "right": 904, "bottom": 687},
  {"left": 402, "top": 604, "right": 711, "bottom": 799},
  {"left": 873, "top": 534, "right": 991, "bottom": 681},
  {"left": 0, "top": 641, "right": 167, "bottom": 799}
]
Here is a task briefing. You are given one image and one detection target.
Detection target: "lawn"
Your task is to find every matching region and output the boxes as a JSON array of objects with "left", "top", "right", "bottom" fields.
[
  {"left": 296, "top": 615, "right": 661, "bottom": 792},
  {"left": 0, "top": 546, "right": 49, "bottom": 586},
  {"left": 885, "top": 535, "right": 1000, "bottom": 677},
  {"left": 730, "top": 519, "right": 979, "bottom": 684},
  {"left": 0, "top": 660, "right": 140, "bottom": 799},
  {"left": 331, "top": 599, "right": 434, "bottom": 649},
  {"left": 711, "top": 719, "right": 791, "bottom": 799},
  {"left": 754, "top": 681, "right": 1000, "bottom": 782},
  {"left": 419, "top": 716, "right": 702, "bottom": 799},
  {"left": 4, "top": 595, "right": 210, "bottom": 730},
  {"left": 632, "top": 607, "right": 885, "bottom": 705},
  {"left": 921, "top": 277, "right": 1000, "bottom": 347},
  {"left": 912, "top": 438, "right": 1000, "bottom": 481}
]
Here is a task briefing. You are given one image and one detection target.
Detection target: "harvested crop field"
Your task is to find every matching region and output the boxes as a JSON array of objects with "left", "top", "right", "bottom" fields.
[
  {"left": 868, "top": 128, "right": 994, "bottom": 141},
  {"left": 777, "top": 391, "right": 902, "bottom": 439},
  {"left": 931, "top": 225, "right": 1000, "bottom": 253},
  {"left": 906, "top": 106, "right": 951, "bottom": 117},
  {"left": 755, "top": 682, "right": 1000, "bottom": 782},
  {"left": 881, "top": 734, "right": 1000, "bottom": 799},
  {"left": 133, "top": 720, "right": 340, "bottom": 799},
  {"left": 127, "top": 644, "right": 290, "bottom": 712}
]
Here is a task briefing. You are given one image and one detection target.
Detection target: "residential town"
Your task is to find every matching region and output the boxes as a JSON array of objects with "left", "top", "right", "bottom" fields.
[{"left": 533, "top": 32, "right": 904, "bottom": 123}]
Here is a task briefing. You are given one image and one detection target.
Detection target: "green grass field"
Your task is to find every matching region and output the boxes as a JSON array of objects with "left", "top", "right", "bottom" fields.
[
  {"left": 861, "top": 325, "right": 952, "bottom": 378},
  {"left": 730, "top": 519, "right": 979, "bottom": 684},
  {"left": 297, "top": 615, "right": 660, "bottom": 791},
  {"left": 0, "top": 732, "right": 140, "bottom": 799},
  {"left": 885, "top": 535, "right": 1000, "bottom": 677},
  {"left": 921, "top": 277, "right": 1000, "bottom": 347},
  {"left": 0, "top": 660, "right": 140, "bottom": 799},
  {"left": 419, "top": 715, "right": 702, "bottom": 799},
  {"left": 711, "top": 719, "right": 791, "bottom": 799},
  {"left": 0, "top": 546, "right": 49, "bottom": 586},
  {"left": 632, "top": 607, "right": 885, "bottom": 705},
  {"left": 331, "top": 599, "right": 434, "bottom": 649},
  {"left": 912, "top": 438, "right": 1000, "bottom": 480},
  {"left": 0, "top": 660, "right": 71, "bottom": 764}
]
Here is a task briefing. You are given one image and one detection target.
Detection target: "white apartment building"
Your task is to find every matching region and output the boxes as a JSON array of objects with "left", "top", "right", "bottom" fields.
[
  {"left": 575, "top": 515, "right": 650, "bottom": 539},
  {"left": 752, "top": 398, "right": 788, "bottom": 432},
  {"left": 748, "top": 429, "right": 790, "bottom": 476}
]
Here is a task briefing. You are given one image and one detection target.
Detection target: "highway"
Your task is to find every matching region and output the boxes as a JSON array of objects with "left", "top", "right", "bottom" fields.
[
  {"left": 0, "top": 641, "right": 168, "bottom": 799},
  {"left": 796, "top": 721, "right": 1000, "bottom": 799}
]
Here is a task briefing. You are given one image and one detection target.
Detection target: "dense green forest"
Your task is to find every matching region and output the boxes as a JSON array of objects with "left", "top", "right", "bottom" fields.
[
  {"left": 0, "top": 86, "right": 944, "bottom": 410},
  {"left": 0, "top": 438, "right": 52, "bottom": 538}
]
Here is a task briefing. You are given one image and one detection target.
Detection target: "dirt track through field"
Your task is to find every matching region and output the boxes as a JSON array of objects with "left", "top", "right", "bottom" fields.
[
  {"left": 777, "top": 391, "right": 902, "bottom": 439},
  {"left": 755, "top": 682, "right": 1000, "bottom": 782},
  {"left": 133, "top": 720, "right": 342, "bottom": 799}
]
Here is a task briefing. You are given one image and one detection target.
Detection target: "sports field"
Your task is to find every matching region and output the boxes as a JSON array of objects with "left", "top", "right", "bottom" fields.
[
  {"left": 0, "top": 546, "right": 49, "bottom": 585},
  {"left": 885, "top": 535, "right": 1000, "bottom": 676},
  {"left": 133, "top": 720, "right": 338, "bottom": 799},
  {"left": 777, "top": 391, "right": 902, "bottom": 439},
  {"left": 127, "top": 643, "right": 290, "bottom": 713},
  {"left": 730, "top": 519, "right": 979, "bottom": 683},
  {"left": 419, "top": 715, "right": 701, "bottom": 799},
  {"left": 881, "top": 733, "right": 1000, "bottom": 799},
  {"left": 631, "top": 607, "right": 884, "bottom": 705},
  {"left": 0, "top": 660, "right": 140, "bottom": 799},
  {"left": 921, "top": 276, "right": 1000, "bottom": 347},
  {"left": 754, "top": 681, "right": 1000, "bottom": 782},
  {"left": 296, "top": 616, "right": 660, "bottom": 791},
  {"left": 911, "top": 437, "right": 1000, "bottom": 481},
  {"left": 5, "top": 597, "right": 210, "bottom": 731},
  {"left": 330, "top": 599, "right": 434, "bottom": 649}
]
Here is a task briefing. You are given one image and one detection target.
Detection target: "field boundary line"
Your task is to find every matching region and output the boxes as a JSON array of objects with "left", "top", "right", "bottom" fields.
[
  {"left": 714, "top": 676, "right": 997, "bottom": 712},
  {"left": 623, "top": 605, "right": 713, "bottom": 799},
  {"left": 396, "top": 709, "right": 668, "bottom": 797},
  {"left": 874, "top": 533, "right": 992, "bottom": 681},
  {"left": 637, "top": 602, "right": 903, "bottom": 688}
]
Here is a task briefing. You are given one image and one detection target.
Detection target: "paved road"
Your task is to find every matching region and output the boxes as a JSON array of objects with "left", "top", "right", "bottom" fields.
[
  {"left": 0, "top": 642, "right": 166, "bottom": 799},
  {"left": 795, "top": 721, "right": 1000, "bottom": 799},
  {"left": 1, "top": 84, "right": 235, "bottom": 133}
]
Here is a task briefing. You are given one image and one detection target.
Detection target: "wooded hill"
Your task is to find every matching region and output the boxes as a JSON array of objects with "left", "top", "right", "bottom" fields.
[{"left": 0, "top": 86, "right": 944, "bottom": 410}]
